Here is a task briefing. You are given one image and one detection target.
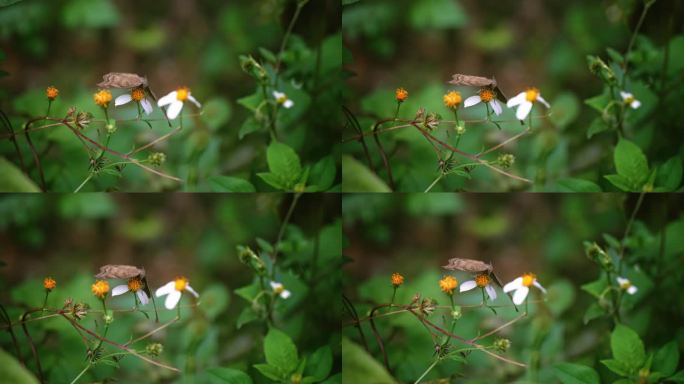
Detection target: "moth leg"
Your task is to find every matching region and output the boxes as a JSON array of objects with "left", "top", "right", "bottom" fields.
[
  {"left": 145, "top": 86, "right": 173, "bottom": 128},
  {"left": 142, "top": 276, "right": 160, "bottom": 323},
  {"left": 491, "top": 271, "right": 519, "bottom": 312}
]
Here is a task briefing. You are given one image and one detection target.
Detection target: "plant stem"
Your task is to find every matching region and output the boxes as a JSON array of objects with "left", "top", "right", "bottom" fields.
[
  {"left": 622, "top": 1, "right": 654, "bottom": 81},
  {"left": 42, "top": 291, "right": 49, "bottom": 310},
  {"left": 424, "top": 173, "right": 444, "bottom": 193},
  {"left": 274, "top": 1, "right": 305, "bottom": 85},
  {"left": 74, "top": 172, "right": 94, "bottom": 193},
  {"left": 414, "top": 359, "right": 440, "bottom": 384},
  {"left": 393, "top": 102, "right": 401, "bottom": 121},
  {"left": 46, "top": 100, "right": 52, "bottom": 117},
  {"left": 70, "top": 363, "right": 91, "bottom": 384}
]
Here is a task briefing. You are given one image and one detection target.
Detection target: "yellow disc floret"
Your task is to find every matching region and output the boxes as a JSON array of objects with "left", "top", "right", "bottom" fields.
[
  {"left": 176, "top": 87, "right": 189, "bottom": 102},
  {"left": 273, "top": 285, "right": 285, "bottom": 295},
  {"left": 395, "top": 88, "right": 408, "bottom": 102},
  {"left": 474, "top": 273, "right": 490, "bottom": 288},
  {"left": 391, "top": 273, "right": 404, "bottom": 287},
  {"left": 525, "top": 88, "right": 539, "bottom": 102},
  {"left": 91, "top": 280, "right": 110, "bottom": 299},
  {"left": 479, "top": 88, "right": 495, "bottom": 102},
  {"left": 174, "top": 276, "right": 188, "bottom": 291},
  {"left": 93, "top": 89, "right": 113, "bottom": 108},
  {"left": 131, "top": 87, "right": 145, "bottom": 102},
  {"left": 439, "top": 275, "right": 458, "bottom": 294},
  {"left": 46, "top": 86, "right": 59, "bottom": 100},
  {"left": 44, "top": 277, "right": 56, "bottom": 290},
  {"left": 521, "top": 273, "right": 536, "bottom": 287},
  {"left": 623, "top": 95, "right": 635, "bottom": 105},
  {"left": 443, "top": 91, "right": 462, "bottom": 108},
  {"left": 128, "top": 278, "right": 144, "bottom": 292}
]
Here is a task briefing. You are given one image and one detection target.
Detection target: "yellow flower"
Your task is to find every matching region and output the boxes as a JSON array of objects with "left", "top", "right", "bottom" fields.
[
  {"left": 391, "top": 273, "right": 404, "bottom": 287},
  {"left": 46, "top": 86, "right": 59, "bottom": 101},
  {"left": 395, "top": 88, "right": 408, "bottom": 102},
  {"left": 439, "top": 275, "right": 458, "bottom": 295},
  {"left": 443, "top": 91, "right": 462, "bottom": 108},
  {"left": 93, "top": 89, "right": 113, "bottom": 108},
  {"left": 91, "top": 280, "right": 110, "bottom": 299},
  {"left": 43, "top": 277, "right": 56, "bottom": 290}
]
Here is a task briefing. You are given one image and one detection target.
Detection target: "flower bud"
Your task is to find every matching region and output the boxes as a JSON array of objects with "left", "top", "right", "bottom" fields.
[
  {"left": 497, "top": 153, "right": 515, "bottom": 169},
  {"left": 106, "top": 121, "right": 117, "bottom": 134},
  {"left": 455, "top": 124, "right": 466, "bottom": 135},
  {"left": 493, "top": 338, "right": 511, "bottom": 352},
  {"left": 451, "top": 305, "right": 462, "bottom": 320},
  {"left": 145, "top": 343, "right": 164, "bottom": 356}
]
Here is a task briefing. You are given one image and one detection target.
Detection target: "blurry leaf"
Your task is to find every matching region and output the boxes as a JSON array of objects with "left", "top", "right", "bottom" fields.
[
  {"left": 546, "top": 279, "right": 575, "bottom": 316},
  {"left": 0, "top": 348, "right": 38, "bottom": 384},
  {"left": 342, "top": 337, "right": 396, "bottom": 384},
  {"left": 264, "top": 141, "right": 302, "bottom": 188},
  {"left": 0, "top": 0, "right": 24, "bottom": 6},
  {"left": 606, "top": 47, "right": 624, "bottom": 64},
  {"left": 583, "top": 302, "right": 605, "bottom": 324},
  {"left": 309, "top": 155, "right": 336, "bottom": 191},
  {"left": 321, "top": 374, "right": 341, "bottom": 384},
  {"left": 236, "top": 307, "right": 259, "bottom": 329},
  {"left": 257, "top": 172, "right": 288, "bottom": 191},
  {"left": 653, "top": 341, "right": 678, "bottom": 377},
  {"left": 409, "top": 0, "right": 467, "bottom": 29},
  {"left": 235, "top": 280, "right": 260, "bottom": 302},
  {"left": 468, "top": 214, "right": 508, "bottom": 238},
  {"left": 601, "top": 358, "right": 630, "bottom": 376},
  {"left": 611, "top": 324, "right": 645, "bottom": 371},
  {"left": 305, "top": 345, "right": 333, "bottom": 381},
  {"left": 61, "top": 0, "right": 119, "bottom": 28},
  {"left": 471, "top": 25, "right": 512, "bottom": 52},
  {"left": 667, "top": 35, "right": 684, "bottom": 77},
  {"left": 258, "top": 47, "right": 277, "bottom": 63},
  {"left": 237, "top": 92, "right": 264, "bottom": 112},
  {"left": 58, "top": 194, "right": 116, "bottom": 219},
  {"left": 554, "top": 178, "right": 602, "bottom": 192},
  {"left": 264, "top": 328, "right": 299, "bottom": 375},
  {"left": 254, "top": 364, "right": 284, "bottom": 381},
  {"left": 342, "top": 155, "right": 390, "bottom": 192},
  {"left": 655, "top": 156, "right": 682, "bottom": 191},
  {"left": 604, "top": 174, "right": 634, "bottom": 191},
  {"left": 342, "top": 0, "right": 359, "bottom": 4},
  {"left": 239, "top": 117, "right": 264, "bottom": 139},
  {"left": 121, "top": 216, "right": 163, "bottom": 240},
  {"left": 256, "top": 238, "right": 274, "bottom": 253},
  {"left": 553, "top": 362, "right": 600, "bottom": 384},
  {"left": 585, "top": 91, "right": 611, "bottom": 112},
  {"left": 670, "top": 370, "right": 684, "bottom": 383},
  {"left": 201, "top": 98, "right": 232, "bottom": 131},
  {"left": 613, "top": 139, "right": 649, "bottom": 186},
  {"left": 201, "top": 283, "right": 230, "bottom": 321},
  {"left": 550, "top": 92, "right": 580, "bottom": 129},
  {"left": 587, "top": 117, "right": 611, "bottom": 138},
  {"left": 208, "top": 367, "right": 253, "bottom": 384},
  {"left": 0, "top": 158, "right": 40, "bottom": 192},
  {"left": 209, "top": 176, "right": 256, "bottom": 192},
  {"left": 581, "top": 278, "right": 607, "bottom": 299},
  {"left": 122, "top": 26, "right": 166, "bottom": 51},
  {"left": 405, "top": 194, "right": 463, "bottom": 216}
]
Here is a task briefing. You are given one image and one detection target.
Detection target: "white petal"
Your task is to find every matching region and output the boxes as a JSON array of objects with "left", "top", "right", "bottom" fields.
[
  {"left": 537, "top": 95, "right": 550, "bottom": 108},
  {"left": 627, "top": 286, "right": 638, "bottom": 295},
  {"left": 485, "top": 284, "right": 497, "bottom": 300},
  {"left": 459, "top": 280, "right": 477, "bottom": 292},
  {"left": 166, "top": 101, "right": 184, "bottom": 120},
  {"left": 270, "top": 281, "right": 281, "bottom": 290},
  {"left": 620, "top": 91, "right": 631, "bottom": 100},
  {"left": 280, "top": 290, "right": 291, "bottom": 299},
  {"left": 157, "top": 91, "right": 177, "bottom": 107},
  {"left": 515, "top": 102, "right": 533, "bottom": 120},
  {"left": 503, "top": 277, "right": 523, "bottom": 293},
  {"left": 616, "top": 277, "right": 629, "bottom": 285},
  {"left": 187, "top": 94, "right": 201, "bottom": 108},
  {"left": 506, "top": 92, "right": 526, "bottom": 108},
  {"left": 140, "top": 98, "right": 153, "bottom": 115},
  {"left": 185, "top": 284, "right": 199, "bottom": 298},
  {"left": 283, "top": 99, "right": 294, "bottom": 108},
  {"left": 115, "top": 94, "right": 132, "bottom": 106},
  {"left": 164, "top": 290, "right": 182, "bottom": 309},
  {"left": 533, "top": 281, "right": 547, "bottom": 294},
  {"left": 155, "top": 281, "right": 176, "bottom": 297},
  {"left": 137, "top": 290, "right": 150, "bottom": 305},
  {"left": 111, "top": 285, "right": 130, "bottom": 296},
  {"left": 273, "top": 91, "right": 285, "bottom": 99},
  {"left": 463, "top": 95, "right": 481, "bottom": 108},
  {"left": 631, "top": 100, "right": 641, "bottom": 109},
  {"left": 490, "top": 100, "right": 502, "bottom": 115},
  {"left": 512, "top": 286, "right": 530, "bottom": 305}
]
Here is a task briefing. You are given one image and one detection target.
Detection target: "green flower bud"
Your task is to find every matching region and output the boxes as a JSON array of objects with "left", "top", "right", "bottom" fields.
[
  {"left": 148, "top": 152, "right": 166, "bottom": 167},
  {"left": 455, "top": 124, "right": 466, "bottom": 135},
  {"left": 497, "top": 153, "right": 515, "bottom": 169},
  {"left": 451, "top": 305, "right": 462, "bottom": 320},
  {"left": 237, "top": 245, "right": 267, "bottom": 276},
  {"left": 145, "top": 343, "right": 164, "bottom": 356},
  {"left": 106, "top": 121, "right": 117, "bottom": 134},
  {"left": 493, "top": 338, "right": 511, "bottom": 352}
]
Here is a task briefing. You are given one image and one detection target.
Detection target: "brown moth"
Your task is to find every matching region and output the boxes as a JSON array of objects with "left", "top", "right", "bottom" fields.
[
  {"left": 97, "top": 72, "right": 148, "bottom": 89},
  {"left": 448, "top": 73, "right": 508, "bottom": 103},
  {"left": 442, "top": 257, "right": 493, "bottom": 273},
  {"left": 95, "top": 264, "right": 145, "bottom": 279}
]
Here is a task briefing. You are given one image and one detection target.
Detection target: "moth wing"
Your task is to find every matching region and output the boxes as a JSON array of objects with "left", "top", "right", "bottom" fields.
[{"left": 449, "top": 74, "right": 495, "bottom": 87}]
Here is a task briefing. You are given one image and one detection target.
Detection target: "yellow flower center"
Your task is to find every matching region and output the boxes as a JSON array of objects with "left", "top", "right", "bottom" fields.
[
  {"left": 273, "top": 285, "right": 285, "bottom": 295},
  {"left": 439, "top": 275, "right": 458, "bottom": 294},
  {"left": 443, "top": 91, "right": 462, "bottom": 108},
  {"left": 479, "top": 88, "right": 495, "bottom": 102},
  {"left": 395, "top": 88, "right": 408, "bottom": 102},
  {"left": 91, "top": 280, "right": 110, "bottom": 298},
  {"left": 474, "top": 273, "right": 490, "bottom": 287},
  {"left": 525, "top": 88, "right": 539, "bottom": 102},
  {"left": 128, "top": 278, "right": 143, "bottom": 292},
  {"left": 174, "top": 277, "right": 188, "bottom": 291},
  {"left": 276, "top": 94, "right": 288, "bottom": 104},
  {"left": 44, "top": 277, "right": 56, "bottom": 290},
  {"left": 46, "top": 86, "right": 59, "bottom": 100},
  {"left": 131, "top": 88, "right": 145, "bottom": 102},
  {"left": 176, "top": 87, "right": 189, "bottom": 101},
  {"left": 93, "top": 89, "right": 113, "bottom": 107},
  {"left": 624, "top": 95, "right": 635, "bottom": 105},
  {"left": 521, "top": 273, "right": 536, "bottom": 287},
  {"left": 619, "top": 280, "right": 632, "bottom": 290},
  {"left": 391, "top": 273, "right": 404, "bottom": 286}
]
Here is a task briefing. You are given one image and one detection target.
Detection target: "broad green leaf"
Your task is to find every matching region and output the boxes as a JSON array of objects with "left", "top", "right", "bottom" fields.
[
  {"left": 237, "top": 92, "right": 264, "bottom": 111},
  {"left": 257, "top": 172, "right": 288, "bottom": 191},
  {"left": 0, "top": 348, "right": 39, "bottom": 384},
  {"left": 581, "top": 278, "right": 607, "bottom": 299},
  {"left": 236, "top": 307, "right": 259, "bottom": 329},
  {"left": 670, "top": 370, "right": 684, "bottom": 383},
  {"left": 342, "top": 337, "right": 396, "bottom": 384},
  {"left": 0, "top": 157, "right": 40, "bottom": 192},
  {"left": 587, "top": 117, "right": 611, "bottom": 138},
  {"left": 266, "top": 141, "right": 302, "bottom": 187},
  {"left": 613, "top": 139, "right": 649, "bottom": 187},
  {"left": 550, "top": 92, "right": 580, "bottom": 129},
  {"left": 555, "top": 178, "right": 602, "bottom": 192},
  {"left": 309, "top": 155, "right": 336, "bottom": 191},
  {"left": 305, "top": 345, "right": 333, "bottom": 381},
  {"left": 604, "top": 174, "right": 636, "bottom": 192},
  {"left": 653, "top": 341, "right": 679, "bottom": 377},
  {"left": 583, "top": 302, "right": 605, "bottom": 324},
  {"left": 341, "top": 155, "right": 390, "bottom": 192},
  {"left": 264, "top": 328, "right": 299, "bottom": 375},
  {"left": 409, "top": 0, "right": 467, "bottom": 29},
  {"left": 234, "top": 281, "right": 260, "bottom": 302},
  {"left": 201, "top": 97, "right": 232, "bottom": 131},
  {"left": 208, "top": 367, "right": 253, "bottom": 384},
  {"left": 254, "top": 363, "right": 285, "bottom": 381},
  {"left": 61, "top": 0, "right": 119, "bottom": 28},
  {"left": 655, "top": 157, "right": 683, "bottom": 191},
  {"left": 200, "top": 283, "right": 230, "bottom": 321},
  {"left": 611, "top": 324, "right": 646, "bottom": 371},
  {"left": 553, "top": 362, "right": 600, "bottom": 384},
  {"left": 601, "top": 359, "right": 630, "bottom": 376},
  {"left": 238, "top": 117, "right": 263, "bottom": 139},
  {"left": 585, "top": 91, "right": 611, "bottom": 112},
  {"left": 209, "top": 176, "right": 256, "bottom": 192}
]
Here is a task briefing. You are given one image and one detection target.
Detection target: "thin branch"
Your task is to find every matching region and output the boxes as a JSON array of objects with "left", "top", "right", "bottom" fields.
[{"left": 20, "top": 310, "right": 45, "bottom": 383}]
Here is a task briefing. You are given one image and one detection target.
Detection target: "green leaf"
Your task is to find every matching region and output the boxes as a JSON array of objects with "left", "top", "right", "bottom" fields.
[
  {"left": 555, "top": 178, "right": 602, "bottom": 192},
  {"left": 264, "top": 328, "right": 299, "bottom": 375},
  {"left": 585, "top": 91, "right": 611, "bottom": 112},
  {"left": 237, "top": 92, "right": 264, "bottom": 112},
  {"left": 61, "top": 0, "right": 119, "bottom": 28},
  {"left": 265, "top": 141, "right": 302, "bottom": 187},
  {"left": 553, "top": 362, "right": 600, "bottom": 384},
  {"left": 209, "top": 176, "right": 256, "bottom": 192},
  {"left": 604, "top": 174, "right": 636, "bottom": 192},
  {"left": 208, "top": 367, "right": 253, "bottom": 384},
  {"left": 611, "top": 324, "right": 646, "bottom": 371},
  {"left": 342, "top": 155, "right": 390, "bottom": 192},
  {"left": 342, "top": 337, "right": 396, "bottom": 384},
  {"left": 305, "top": 346, "right": 333, "bottom": 381},
  {"left": 583, "top": 302, "right": 605, "bottom": 324},
  {"left": 309, "top": 155, "right": 336, "bottom": 191},
  {"left": 238, "top": 117, "right": 264, "bottom": 139},
  {"left": 409, "top": 0, "right": 467, "bottom": 29},
  {"left": 669, "top": 370, "right": 684, "bottom": 383},
  {"left": 201, "top": 97, "right": 232, "bottom": 131},
  {"left": 253, "top": 364, "right": 285, "bottom": 381},
  {"left": 587, "top": 117, "right": 611, "bottom": 138},
  {"left": 236, "top": 307, "right": 259, "bottom": 329},
  {"left": 613, "top": 139, "right": 649, "bottom": 187},
  {"left": 655, "top": 157, "right": 683, "bottom": 191},
  {"left": 601, "top": 359, "right": 630, "bottom": 376},
  {"left": 581, "top": 278, "right": 607, "bottom": 299},
  {"left": 0, "top": 157, "right": 40, "bottom": 192},
  {"left": 653, "top": 341, "right": 679, "bottom": 377},
  {"left": 549, "top": 92, "right": 580, "bottom": 129},
  {"left": 257, "top": 172, "right": 288, "bottom": 191},
  {"left": 0, "top": 348, "right": 39, "bottom": 384},
  {"left": 200, "top": 284, "right": 230, "bottom": 321}
]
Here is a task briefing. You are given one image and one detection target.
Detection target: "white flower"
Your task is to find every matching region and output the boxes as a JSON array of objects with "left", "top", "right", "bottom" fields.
[
  {"left": 155, "top": 276, "right": 199, "bottom": 309},
  {"left": 111, "top": 277, "right": 150, "bottom": 305},
  {"left": 273, "top": 91, "right": 294, "bottom": 109},
  {"left": 157, "top": 87, "right": 202, "bottom": 119},
  {"left": 114, "top": 87, "right": 153, "bottom": 115},
  {"left": 459, "top": 273, "right": 497, "bottom": 300},
  {"left": 270, "top": 281, "right": 291, "bottom": 299},
  {"left": 506, "top": 87, "right": 550, "bottom": 120},
  {"left": 463, "top": 88, "right": 503, "bottom": 116},
  {"left": 503, "top": 273, "right": 546, "bottom": 305},
  {"left": 620, "top": 91, "right": 641, "bottom": 109},
  {"left": 616, "top": 277, "right": 638, "bottom": 295}
]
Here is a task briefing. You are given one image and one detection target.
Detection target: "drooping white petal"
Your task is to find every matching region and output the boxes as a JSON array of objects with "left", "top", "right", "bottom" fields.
[
  {"left": 280, "top": 289, "right": 291, "bottom": 299},
  {"left": 490, "top": 100, "right": 502, "bottom": 115},
  {"left": 533, "top": 281, "right": 547, "bottom": 294},
  {"left": 512, "top": 286, "right": 530, "bottom": 305},
  {"left": 164, "top": 290, "right": 182, "bottom": 309},
  {"left": 157, "top": 91, "right": 178, "bottom": 107},
  {"left": 459, "top": 280, "right": 477, "bottom": 292},
  {"left": 283, "top": 99, "right": 294, "bottom": 109},
  {"left": 270, "top": 281, "right": 281, "bottom": 290},
  {"left": 616, "top": 277, "right": 629, "bottom": 286},
  {"left": 485, "top": 284, "right": 497, "bottom": 300},
  {"left": 187, "top": 94, "right": 202, "bottom": 108},
  {"left": 155, "top": 281, "right": 176, "bottom": 297},
  {"left": 620, "top": 91, "right": 631, "bottom": 100},
  {"left": 273, "top": 91, "right": 285, "bottom": 99},
  {"left": 515, "top": 101, "right": 533, "bottom": 120},
  {"left": 506, "top": 92, "right": 527, "bottom": 108},
  {"left": 166, "top": 101, "right": 184, "bottom": 120},
  {"left": 185, "top": 284, "right": 199, "bottom": 298},
  {"left": 463, "top": 95, "right": 481, "bottom": 108},
  {"left": 137, "top": 290, "right": 150, "bottom": 305},
  {"left": 140, "top": 98, "right": 153, "bottom": 115},
  {"left": 630, "top": 100, "right": 641, "bottom": 109},
  {"left": 115, "top": 94, "right": 132, "bottom": 106},
  {"left": 537, "top": 95, "right": 550, "bottom": 108},
  {"left": 503, "top": 277, "right": 523, "bottom": 293},
  {"left": 627, "top": 286, "right": 638, "bottom": 295},
  {"left": 112, "top": 285, "right": 130, "bottom": 296}
]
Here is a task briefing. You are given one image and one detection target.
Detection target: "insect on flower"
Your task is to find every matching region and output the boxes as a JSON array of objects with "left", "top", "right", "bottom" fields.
[
  {"left": 449, "top": 73, "right": 508, "bottom": 103},
  {"left": 97, "top": 72, "right": 148, "bottom": 89},
  {"left": 442, "top": 258, "right": 493, "bottom": 274},
  {"left": 96, "top": 264, "right": 145, "bottom": 279}
]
